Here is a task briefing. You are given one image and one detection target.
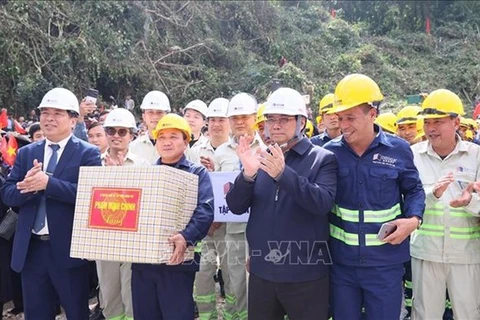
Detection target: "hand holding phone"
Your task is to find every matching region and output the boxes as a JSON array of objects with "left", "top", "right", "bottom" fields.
[
  {"left": 377, "top": 223, "right": 397, "bottom": 241},
  {"left": 84, "top": 88, "right": 99, "bottom": 105}
]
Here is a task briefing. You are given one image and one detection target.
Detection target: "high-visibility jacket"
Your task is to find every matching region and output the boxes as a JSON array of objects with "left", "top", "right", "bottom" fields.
[
  {"left": 410, "top": 138, "right": 480, "bottom": 264},
  {"left": 324, "top": 128, "right": 425, "bottom": 267}
]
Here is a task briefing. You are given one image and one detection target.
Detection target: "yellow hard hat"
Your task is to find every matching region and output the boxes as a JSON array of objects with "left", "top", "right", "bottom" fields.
[
  {"left": 375, "top": 112, "right": 397, "bottom": 134},
  {"left": 465, "top": 129, "right": 474, "bottom": 140},
  {"left": 459, "top": 117, "right": 472, "bottom": 128},
  {"left": 254, "top": 104, "right": 266, "bottom": 129},
  {"left": 467, "top": 118, "right": 478, "bottom": 130},
  {"left": 333, "top": 74, "right": 384, "bottom": 113},
  {"left": 419, "top": 89, "right": 465, "bottom": 119},
  {"left": 414, "top": 118, "right": 425, "bottom": 140},
  {"left": 396, "top": 105, "right": 422, "bottom": 125},
  {"left": 319, "top": 93, "right": 335, "bottom": 115},
  {"left": 304, "top": 119, "right": 314, "bottom": 138},
  {"left": 316, "top": 115, "right": 322, "bottom": 125},
  {"left": 152, "top": 113, "right": 192, "bottom": 142}
]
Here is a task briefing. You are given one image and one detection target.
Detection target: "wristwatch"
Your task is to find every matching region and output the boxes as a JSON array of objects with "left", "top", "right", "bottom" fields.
[{"left": 412, "top": 216, "right": 423, "bottom": 229}]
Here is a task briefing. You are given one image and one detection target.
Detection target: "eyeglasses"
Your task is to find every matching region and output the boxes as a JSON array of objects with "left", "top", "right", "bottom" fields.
[
  {"left": 265, "top": 117, "right": 295, "bottom": 125},
  {"left": 105, "top": 127, "right": 130, "bottom": 137}
]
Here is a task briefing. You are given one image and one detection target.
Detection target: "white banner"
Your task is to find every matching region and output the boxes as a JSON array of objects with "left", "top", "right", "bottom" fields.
[{"left": 209, "top": 171, "right": 250, "bottom": 222}]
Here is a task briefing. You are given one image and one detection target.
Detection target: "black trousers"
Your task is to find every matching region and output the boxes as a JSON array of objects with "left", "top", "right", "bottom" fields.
[{"left": 249, "top": 273, "right": 329, "bottom": 320}]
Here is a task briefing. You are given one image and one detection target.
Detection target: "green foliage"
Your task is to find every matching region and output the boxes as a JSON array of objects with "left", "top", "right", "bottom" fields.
[{"left": 0, "top": 0, "right": 479, "bottom": 118}]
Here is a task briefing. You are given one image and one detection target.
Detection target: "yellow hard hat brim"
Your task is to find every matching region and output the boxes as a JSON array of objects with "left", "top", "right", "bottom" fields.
[
  {"left": 332, "top": 104, "right": 357, "bottom": 114},
  {"left": 152, "top": 128, "right": 191, "bottom": 142},
  {"left": 396, "top": 120, "right": 417, "bottom": 125},
  {"left": 418, "top": 114, "right": 453, "bottom": 120}
]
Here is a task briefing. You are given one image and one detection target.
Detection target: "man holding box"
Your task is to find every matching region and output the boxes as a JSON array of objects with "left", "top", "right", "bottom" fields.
[{"left": 131, "top": 114, "right": 214, "bottom": 320}]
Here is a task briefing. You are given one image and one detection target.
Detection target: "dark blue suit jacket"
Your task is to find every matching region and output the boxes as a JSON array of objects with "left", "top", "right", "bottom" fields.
[{"left": 1, "top": 135, "right": 101, "bottom": 272}]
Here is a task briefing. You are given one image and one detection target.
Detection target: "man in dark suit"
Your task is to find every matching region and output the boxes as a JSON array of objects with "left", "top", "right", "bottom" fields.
[
  {"left": 1, "top": 87, "right": 102, "bottom": 320},
  {"left": 226, "top": 88, "right": 338, "bottom": 320}
]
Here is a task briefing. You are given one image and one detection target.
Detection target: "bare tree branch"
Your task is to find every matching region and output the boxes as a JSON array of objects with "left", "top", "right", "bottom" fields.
[
  {"left": 139, "top": 40, "right": 170, "bottom": 94},
  {"left": 176, "top": 1, "right": 191, "bottom": 14},
  {"left": 181, "top": 80, "right": 203, "bottom": 99},
  {"left": 152, "top": 42, "right": 212, "bottom": 65},
  {"left": 145, "top": 1, "right": 194, "bottom": 28}
]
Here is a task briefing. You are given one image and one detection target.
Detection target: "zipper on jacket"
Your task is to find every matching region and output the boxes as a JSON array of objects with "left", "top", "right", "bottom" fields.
[{"left": 274, "top": 187, "right": 279, "bottom": 202}]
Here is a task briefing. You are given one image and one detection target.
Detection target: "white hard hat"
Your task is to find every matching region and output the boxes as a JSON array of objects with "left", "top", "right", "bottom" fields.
[
  {"left": 38, "top": 88, "right": 79, "bottom": 114},
  {"left": 207, "top": 98, "right": 229, "bottom": 118},
  {"left": 103, "top": 108, "right": 136, "bottom": 129},
  {"left": 264, "top": 87, "right": 307, "bottom": 117},
  {"left": 140, "top": 91, "right": 171, "bottom": 111},
  {"left": 227, "top": 93, "right": 257, "bottom": 117},
  {"left": 184, "top": 99, "right": 208, "bottom": 118}
]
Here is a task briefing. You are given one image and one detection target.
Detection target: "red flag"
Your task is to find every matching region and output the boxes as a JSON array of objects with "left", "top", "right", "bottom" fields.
[
  {"left": 1, "top": 135, "right": 18, "bottom": 166},
  {"left": 0, "top": 135, "right": 8, "bottom": 165},
  {"left": 0, "top": 135, "right": 6, "bottom": 157},
  {"left": 426, "top": 17, "right": 431, "bottom": 34},
  {"left": 0, "top": 109, "right": 7, "bottom": 129},
  {"left": 14, "top": 120, "right": 27, "bottom": 134}
]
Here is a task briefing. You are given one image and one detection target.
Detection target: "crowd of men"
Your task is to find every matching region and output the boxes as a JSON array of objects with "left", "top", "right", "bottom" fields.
[{"left": 0, "top": 72, "right": 480, "bottom": 320}]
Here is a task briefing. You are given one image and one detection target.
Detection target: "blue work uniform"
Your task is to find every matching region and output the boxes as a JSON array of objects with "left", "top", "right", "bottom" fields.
[
  {"left": 131, "top": 155, "right": 214, "bottom": 320},
  {"left": 310, "top": 130, "right": 333, "bottom": 147},
  {"left": 323, "top": 126, "right": 425, "bottom": 320}
]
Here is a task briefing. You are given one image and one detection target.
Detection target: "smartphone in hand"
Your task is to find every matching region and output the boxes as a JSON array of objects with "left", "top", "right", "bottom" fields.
[
  {"left": 377, "top": 223, "right": 397, "bottom": 241},
  {"left": 85, "top": 88, "right": 99, "bottom": 105}
]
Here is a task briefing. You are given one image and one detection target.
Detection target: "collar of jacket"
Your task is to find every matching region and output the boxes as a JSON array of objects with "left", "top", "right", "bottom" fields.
[
  {"left": 228, "top": 132, "right": 263, "bottom": 149},
  {"left": 419, "top": 134, "right": 468, "bottom": 156},
  {"left": 156, "top": 154, "right": 189, "bottom": 169},
  {"left": 287, "top": 137, "right": 312, "bottom": 156}
]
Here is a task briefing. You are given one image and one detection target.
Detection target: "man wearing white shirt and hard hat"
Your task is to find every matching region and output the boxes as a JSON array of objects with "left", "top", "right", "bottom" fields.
[{"left": 130, "top": 90, "right": 170, "bottom": 164}]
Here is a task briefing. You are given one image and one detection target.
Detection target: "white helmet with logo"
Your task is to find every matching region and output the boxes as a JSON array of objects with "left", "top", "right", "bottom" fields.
[
  {"left": 227, "top": 93, "right": 257, "bottom": 117},
  {"left": 207, "top": 98, "right": 229, "bottom": 118},
  {"left": 264, "top": 88, "right": 307, "bottom": 118},
  {"left": 184, "top": 99, "right": 208, "bottom": 118},
  {"left": 103, "top": 108, "right": 136, "bottom": 129},
  {"left": 140, "top": 91, "right": 171, "bottom": 111},
  {"left": 38, "top": 88, "right": 80, "bottom": 114}
]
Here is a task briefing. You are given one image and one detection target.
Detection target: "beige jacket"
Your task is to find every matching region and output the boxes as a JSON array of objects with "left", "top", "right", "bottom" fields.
[
  {"left": 187, "top": 139, "right": 228, "bottom": 168},
  {"left": 101, "top": 148, "right": 151, "bottom": 167},
  {"left": 185, "top": 134, "right": 210, "bottom": 163},
  {"left": 215, "top": 134, "right": 266, "bottom": 234},
  {"left": 130, "top": 133, "right": 159, "bottom": 164},
  {"left": 410, "top": 138, "right": 480, "bottom": 264}
]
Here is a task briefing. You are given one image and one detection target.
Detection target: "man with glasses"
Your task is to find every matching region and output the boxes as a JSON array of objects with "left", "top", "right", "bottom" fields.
[
  {"left": 1, "top": 88, "right": 102, "bottom": 319},
  {"left": 226, "top": 87, "right": 337, "bottom": 320},
  {"left": 410, "top": 89, "right": 480, "bottom": 320},
  {"left": 130, "top": 91, "right": 170, "bottom": 164},
  {"left": 96, "top": 108, "right": 150, "bottom": 320}
]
